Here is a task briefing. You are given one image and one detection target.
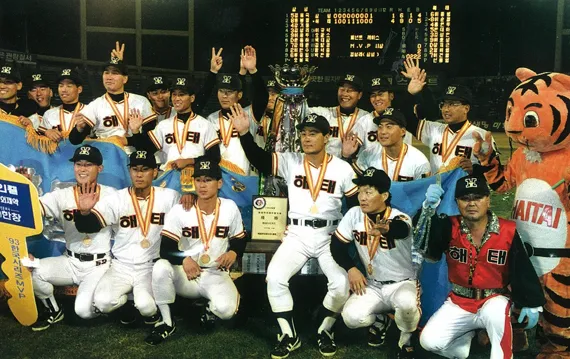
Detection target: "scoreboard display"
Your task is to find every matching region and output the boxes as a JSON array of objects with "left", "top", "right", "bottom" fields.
[{"left": 284, "top": 3, "right": 452, "bottom": 71}]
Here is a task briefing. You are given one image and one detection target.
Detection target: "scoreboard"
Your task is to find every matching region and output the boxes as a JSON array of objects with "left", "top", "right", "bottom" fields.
[{"left": 284, "top": 3, "right": 452, "bottom": 72}]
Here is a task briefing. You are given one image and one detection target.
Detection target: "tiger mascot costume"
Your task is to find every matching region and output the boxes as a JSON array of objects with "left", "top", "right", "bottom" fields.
[{"left": 474, "top": 68, "right": 570, "bottom": 358}]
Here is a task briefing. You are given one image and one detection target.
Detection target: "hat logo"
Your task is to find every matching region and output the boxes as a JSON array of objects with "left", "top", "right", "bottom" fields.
[
  {"left": 446, "top": 86, "right": 456, "bottom": 95},
  {"left": 465, "top": 178, "right": 478, "bottom": 188},
  {"left": 200, "top": 161, "right": 211, "bottom": 170},
  {"left": 153, "top": 77, "right": 163, "bottom": 85},
  {"left": 364, "top": 169, "right": 375, "bottom": 177},
  {"left": 1, "top": 67, "right": 11, "bottom": 74},
  {"left": 371, "top": 78, "right": 382, "bottom": 86},
  {"left": 110, "top": 57, "right": 120, "bottom": 65},
  {"left": 136, "top": 151, "right": 147, "bottom": 159},
  {"left": 384, "top": 108, "right": 394, "bottom": 115},
  {"left": 79, "top": 146, "right": 91, "bottom": 156},
  {"left": 222, "top": 75, "right": 232, "bottom": 84},
  {"left": 267, "top": 80, "right": 276, "bottom": 87},
  {"left": 61, "top": 69, "right": 71, "bottom": 76},
  {"left": 306, "top": 114, "right": 317, "bottom": 123},
  {"left": 345, "top": 74, "right": 355, "bottom": 81},
  {"left": 32, "top": 74, "right": 42, "bottom": 81},
  {"left": 176, "top": 78, "right": 186, "bottom": 86}
]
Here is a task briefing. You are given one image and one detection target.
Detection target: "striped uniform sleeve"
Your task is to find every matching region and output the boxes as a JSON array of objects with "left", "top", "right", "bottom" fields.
[
  {"left": 414, "top": 151, "right": 432, "bottom": 180},
  {"left": 39, "top": 191, "right": 60, "bottom": 219},
  {"left": 229, "top": 201, "right": 246, "bottom": 239},
  {"left": 204, "top": 121, "right": 221, "bottom": 149},
  {"left": 140, "top": 97, "right": 157, "bottom": 125},
  {"left": 416, "top": 119, "right": 427, "bottom": 142},
  {"left": 147, "top": 127, "right": 163, "bottom": 150},
  {"left": 92, "top": 188, "right": 120, "bottom": 227},
  {"left": 160, "top": 206, "right": 183, "bottom": 242},
  {"left": 334, "top": 212, "right": 355, "bottom": 243},
  {"left": 80, "top": 102, "right": 96, "bottom": 128},
  {"left": 342, "top": 163, "right": 358, "bottom": 197}
]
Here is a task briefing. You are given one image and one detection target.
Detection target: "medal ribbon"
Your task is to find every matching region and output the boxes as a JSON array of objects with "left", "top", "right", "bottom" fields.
[
  {"left": 336, "top": 106, "right": 359, "bottom": 141},
  {"left": 381, "top": 144, "right": 408, "bottom": 181},
  {"left": 195, "top": 199, "right": 221, "bottom": 251},
  {"left": 59, "top": 103, "right": 82, "bottom": 135},
  {"left": 365, "top": 207, "right": 392, "bottom": 263},
  {"left": 218, "top": 111, "right": 235, "bottom": 147},
  {"left": 303, "top": 154, "right": 330, "bottom": 204},
  {"left": 441, "top": 121, "right": 471, "bottom": 163},
  {"left": 129, "top": 187, "right": 155, "bottom": 239},
  {"left": 104, "top": 93, "right": 129, "bottom": 130},
  {"left": 173, "top": 113, "right": 196, "bottom": 154}
]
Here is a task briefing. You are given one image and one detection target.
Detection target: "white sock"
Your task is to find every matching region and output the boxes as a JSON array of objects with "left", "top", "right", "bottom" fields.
[
  {"left": 158, "top": 304, "right": 172, "bottom": 327},
  {"left": 277, "top": 318, "right": 295, "bottom": 337},
  {"left": 399, "top": 332, "right": 412, "bottom": 348},
  {"left": 318, "top": 316, "right": 337, "bottom": 334},
  {"left": 42, "top": 296, "right": 59, "bottom": 312}
]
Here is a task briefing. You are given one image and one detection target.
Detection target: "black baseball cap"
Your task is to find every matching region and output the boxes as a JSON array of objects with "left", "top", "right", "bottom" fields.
[
  {"left": 0, "top": 63, "right": 21, "bottom": 82},
  {"left": 56, "top": 68, "right": 83, "bottom": 86},
  {"left": 217, "top": 74, "right": 242, "bottom": 91},
  {"left": 171, "top": 76, "right": 195, "bottom": 95},
  {"left": 147, "top": 75, "right": 170, "bottom": 92},
  {"left": 455, "top": 174, "right": 490, "bottom": 198},
  {"left": 128, "top": 149, "right": 157, "bottom": 168},
  {"left": 295, "top": 113, "right": 330, "bottom": 135},
  {"left": 69, "top": 145, "right": 103, "bottom": 165},
  {"left": 373, "top": 107, "right": 407, "bottom": 128},
  {"left": 102, "top": 58, "right": 128, "bottom": 75},
  {"left": 441, "top": 85, "right": 473, "bottom": 105},
  {"left": 352, "top": 167, "right": 391, "bottom": 193},
  {"left": 193, "top": 156, "right": 222, "bottom": 179},
  {"left": 337, "top": 73, "right": 364, "bottom": 92},
  {"left": 30, "top": 72, "right": 49, "bottom": 88},
  {"left": 369, "top": 76, "right": 393, "bottom": 92},
  {"left": 266, "top": 79, "right": 279, "bottom": 92}
]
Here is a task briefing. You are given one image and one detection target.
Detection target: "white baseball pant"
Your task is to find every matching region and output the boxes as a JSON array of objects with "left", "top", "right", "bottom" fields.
[
  {"left": 93, "top": 260, "right": 157, "bottom": 317},
  {"left": 32, "top": 254, "right": 110, "bottom": 319},
  {"left": 267, "top": 225, "right": 349, "bottom": 313},
  {"left": 420, "top": 295, "right": 512, "bottom": 359},
  {"left": 342, "top": 279, "right": 421, "bottom": 347},
  {"left": 151, "top": 259, "right": 239, "bottom": 320}
]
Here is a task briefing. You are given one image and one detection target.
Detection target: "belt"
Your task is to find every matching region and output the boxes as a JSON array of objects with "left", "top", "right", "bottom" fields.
[
  {"left": 287, "top": 218, "right": 339, "bottom": 229},
  {"left": 373, "top": 278, "right": 410, "bottom": 285},
  {"left": 452, "top": 283, "right": 507, "bottom": 300},
  {"left": 67, "top": 249, "right": 107, "bottom": 262},
  {"left": 524, "top": 243, "right": 570, "bottom": 258}
]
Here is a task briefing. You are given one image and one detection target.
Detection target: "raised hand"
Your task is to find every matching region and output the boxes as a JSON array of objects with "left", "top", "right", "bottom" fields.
[
  {"left": 425, "top": 184, "right": 444, "bottom": 209},
  {"left": 228, "top": 103, "right": 250, "bottom": 136},
  {"left": 111, "top": 41, "right": 125, "bottom": 61},
  {"left": 241, "top": 45, "right": 257, "bottom": 74},
  {"left": 472, "top": 131, "right": 493, "bottom": 162},
  {"left": 215, "top": 250, "right": 237, "bottom": 270},
  {"left": 180, "top": 193, "right": 196, "bottom": 211},
  {"left": 408, "top": 69, "right": 427, "bottom": 95},
  {"left": 128, "top": 108, "right": 143, "bottom": 134},
  {"left": 77, "top": 182, "right": 100, "bottom": 215},
  {"left": 341, "top": 132, "right": 359, "bottom": 158},
  {"left": 400, "top": 57, "right": 422, "bottom": 80},
  {"left": 347, "top": 267, "right": 367, "bottom": 295},
  {"left": 44, "top": 128, "right": 63, "bottom": 142},
  {"left": 75, "top": 113, "right": 89, "bottom": 132},
  {"left": 210, "top": 47, "right": 223, "bottom": 74},
  {"left": 182, "top": 256, "right": 202, "bottom": 280}
]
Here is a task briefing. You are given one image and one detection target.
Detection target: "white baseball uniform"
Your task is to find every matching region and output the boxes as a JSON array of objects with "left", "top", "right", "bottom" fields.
[
  {"left": 416, "top": 120, "right": 494, "bottom": 174},
  {"left": 307, "top": 105, "right": 369, "bottom": 158},
  {"left": 153, "top": 198, "right": 245, "bottom": 320},
  {"left": 206, "top": 106, "right": 258, "bottom": 175},
  {"left": 148, "top": 113, "right": 220, "bottom": 167},
  {"left": 335, "top": 206, "right": 421, "bottom": 348},
  {"left": 359, "top": 111, "right": 413, "bottom": 149},
  {"left": 28, "top": 113, "right": 42, "bottom": 130},
  {"left": 82, "top": 92, "right": 156, "bottom": 139},
  {"left": 38, "top": 103, "right": 85, "bottom": 135},
  {"left": 354, "top": 143, "right": 431, "bottom": 181},
  {"left": 267, "top": 152, "right": 357, "bottom": 313},
  {"left": 153, "top": 106, "right": 176, "bottom": 124},
  {"left": 33, "top": 184, "right": 117, "bottom": 319},
  {"left": 93, "top": 187, "right": 180, "bottom": 317}
]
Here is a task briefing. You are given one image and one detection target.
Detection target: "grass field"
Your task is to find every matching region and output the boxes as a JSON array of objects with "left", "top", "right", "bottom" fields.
[{"left": 0, "top": 133, "right": 536, "bottom": 359}]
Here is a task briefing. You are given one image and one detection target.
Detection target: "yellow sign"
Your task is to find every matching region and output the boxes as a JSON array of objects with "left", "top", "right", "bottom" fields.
[{"left": 0, "top": 163, "right": 43, "bottom": 326}]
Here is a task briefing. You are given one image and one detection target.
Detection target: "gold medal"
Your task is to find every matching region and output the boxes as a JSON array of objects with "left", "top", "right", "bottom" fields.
[
  {"left": 140, "top": 238, "right": 150, "bottom": 249},
  {"left": 367, "top": 264, "right": 373, "bottom": 276},
  {"left": 199, "top": 254, "right": 211, "bottom": 265},
  {"left": 82, "top": 236, "right": 92, "bottom": 246},
  {"left": 310, "top": 203, "right": 319, "bottom": 214}
]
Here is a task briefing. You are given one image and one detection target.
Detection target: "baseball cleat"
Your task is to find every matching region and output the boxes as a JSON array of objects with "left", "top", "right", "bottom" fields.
[
  {"left": 200, "top": 305, "right": 216, "bottom": 331},
  {"left": 397, "top": 345, "right": 416, "bottom": 359},
  {"left": 270, "top": 333, "right": 301, "bottom": 359},
  {"left": 144, "top": 322, "right": 176, "bottom": 345},
  {"left": 32, "top": 306, "right": 64, "bottom": 331},
  {"left": 119, "top": 301, "right": 138, "bottom": 326},
  {"left": 144, "top": 313, "right": 161, "bottom": 325},
  {"left": 368, "top": 316, "right": 392, "bottom": 347},
  {"left": 317, "top": 330, "right": 337, "bottom": 357}
]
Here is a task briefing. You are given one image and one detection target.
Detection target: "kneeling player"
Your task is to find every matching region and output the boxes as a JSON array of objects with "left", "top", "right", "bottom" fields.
[
  {"left": 331, "top": 167, "right": 420, "bottom": 359},
  {"left": 145, "top": 156, "right": 246, "bottom": 345}
]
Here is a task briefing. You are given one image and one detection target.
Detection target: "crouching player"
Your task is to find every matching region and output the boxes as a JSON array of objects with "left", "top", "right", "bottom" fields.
[
  {"left": 331, "top": 167, "right": 420, "bottom": 358},
  {"left": 145, "top": 156, "right": 246, "bottom": 345}
]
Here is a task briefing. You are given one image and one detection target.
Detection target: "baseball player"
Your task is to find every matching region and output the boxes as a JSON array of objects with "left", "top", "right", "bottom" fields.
[
  {"left": 129, "top": 76, "right": 221, "bottom": 171},
  {"left": 253, "top": 79, "right": 280, "bottom": 149},
  {"left": 418, "top": 175, "right": 545, "bottom": 358},
  {"left": 401, "top": 59, "right": 498, "bottom": 175},
  {"left": 348, "top": 108, "right": 430, "bottom": 181},
  {"left": 229, "top": 104, "right": 359, "bottom": 358},
  {"left": 0, "top": 63, "right": 39, "bottom": 122},
  {"left": 331, "top": 167, "right": 420, "bottom": 359},
  {"left": 145, "top": 156, "right": 246, "bottom": 345},
  {"left": 305, "top": 73, "right": 370, "bottom": 159},
  {"left": 38, "top": 69, "right": 85, "bottom": 142},
  {"left": 68, "top": 58, "right": 156, "bottom": 145},
  {"left": 28, "top": 72, "right": 53, "bottom": 116},
  {"left": 146, "top": 75, "right": 175, "bottom": 123},
  {"left": 359, "top": 76, "right": 413, "bottom": 149},
  {"left": 75, "top": 150, "right": 180, "bottom": 325},
  {"left": 19, "top": 145, "right": 117, "bottom": 330}
]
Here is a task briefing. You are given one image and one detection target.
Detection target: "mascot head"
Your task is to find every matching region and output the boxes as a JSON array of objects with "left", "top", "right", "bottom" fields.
[{"left": 506, "top": 68, "right": 570, "bottom": 152}]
